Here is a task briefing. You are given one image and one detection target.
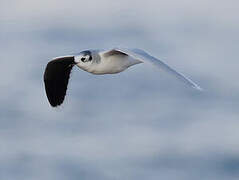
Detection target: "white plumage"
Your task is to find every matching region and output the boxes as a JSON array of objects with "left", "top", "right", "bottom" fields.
[{"left": 44, "top": 48, "right": 202, "bottom": 107}]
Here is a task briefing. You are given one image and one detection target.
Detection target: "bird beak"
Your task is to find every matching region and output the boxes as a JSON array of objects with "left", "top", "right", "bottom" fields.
[{"left": 74, "top": 55, "right": 81, "bottom": 64}]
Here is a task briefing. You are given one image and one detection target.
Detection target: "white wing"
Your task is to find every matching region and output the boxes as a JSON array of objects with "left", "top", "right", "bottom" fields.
[{"left": 114, "top": 48, "right": 203, "bottom": 91}]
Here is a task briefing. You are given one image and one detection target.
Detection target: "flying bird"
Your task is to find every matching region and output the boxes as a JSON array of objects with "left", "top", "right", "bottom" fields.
[{"left": 44, "top": 48, "right": 202, "bottom": 107}]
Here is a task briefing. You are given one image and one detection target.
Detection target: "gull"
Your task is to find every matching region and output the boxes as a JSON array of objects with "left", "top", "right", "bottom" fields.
[{"left": 44, "top": 48, "right": 202, "bottom": 107}]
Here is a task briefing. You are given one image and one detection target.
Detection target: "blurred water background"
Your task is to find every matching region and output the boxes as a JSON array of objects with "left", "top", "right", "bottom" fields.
[{"left": 1, "top": 0, "right": 239, "bottom": 179}]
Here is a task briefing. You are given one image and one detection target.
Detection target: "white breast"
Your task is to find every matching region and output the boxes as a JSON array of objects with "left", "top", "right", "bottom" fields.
[{"left": 88, "top": 53, "right": 141, "bottom": 74}]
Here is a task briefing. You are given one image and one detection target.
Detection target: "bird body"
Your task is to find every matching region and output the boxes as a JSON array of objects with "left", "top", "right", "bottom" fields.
[
  {"left": 75, "top": 50, "right": 141, "bottom": 74},
  {"left": 44, "top": 48, "right": 202, "bottom": 107}
]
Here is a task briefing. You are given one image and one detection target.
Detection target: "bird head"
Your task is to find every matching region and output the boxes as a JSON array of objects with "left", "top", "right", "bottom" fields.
[{"left": 74, "top": 50, "right": 93, "bottom": 70}]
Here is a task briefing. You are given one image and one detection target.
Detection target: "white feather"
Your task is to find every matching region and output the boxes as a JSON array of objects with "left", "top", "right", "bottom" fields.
[{"left": 114, "top": 48, "right": 203, "bottom": 91}]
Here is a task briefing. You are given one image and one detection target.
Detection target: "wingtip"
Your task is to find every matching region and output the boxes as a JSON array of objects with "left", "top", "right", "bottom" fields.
[{"left": 192, "top": 85, "right": 204, "bottom": 92}]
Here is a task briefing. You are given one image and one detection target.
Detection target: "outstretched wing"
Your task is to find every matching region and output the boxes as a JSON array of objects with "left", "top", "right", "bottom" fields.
[
  {"left": 43, "top": 56, "right": 75, "bottom": 107},
  {"left": 114, "top": 48, "right": 202, "bottom": 91}
]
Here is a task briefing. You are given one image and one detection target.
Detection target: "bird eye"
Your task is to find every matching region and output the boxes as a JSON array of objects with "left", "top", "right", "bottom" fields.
[{"left": 81, "top": 57, "right": 86, "bottom": 62}]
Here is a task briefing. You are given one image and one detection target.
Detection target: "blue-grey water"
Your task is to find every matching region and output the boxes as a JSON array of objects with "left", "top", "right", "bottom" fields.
[{"left": 1, "top": 1, "right": 239, "bottom": 179}]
